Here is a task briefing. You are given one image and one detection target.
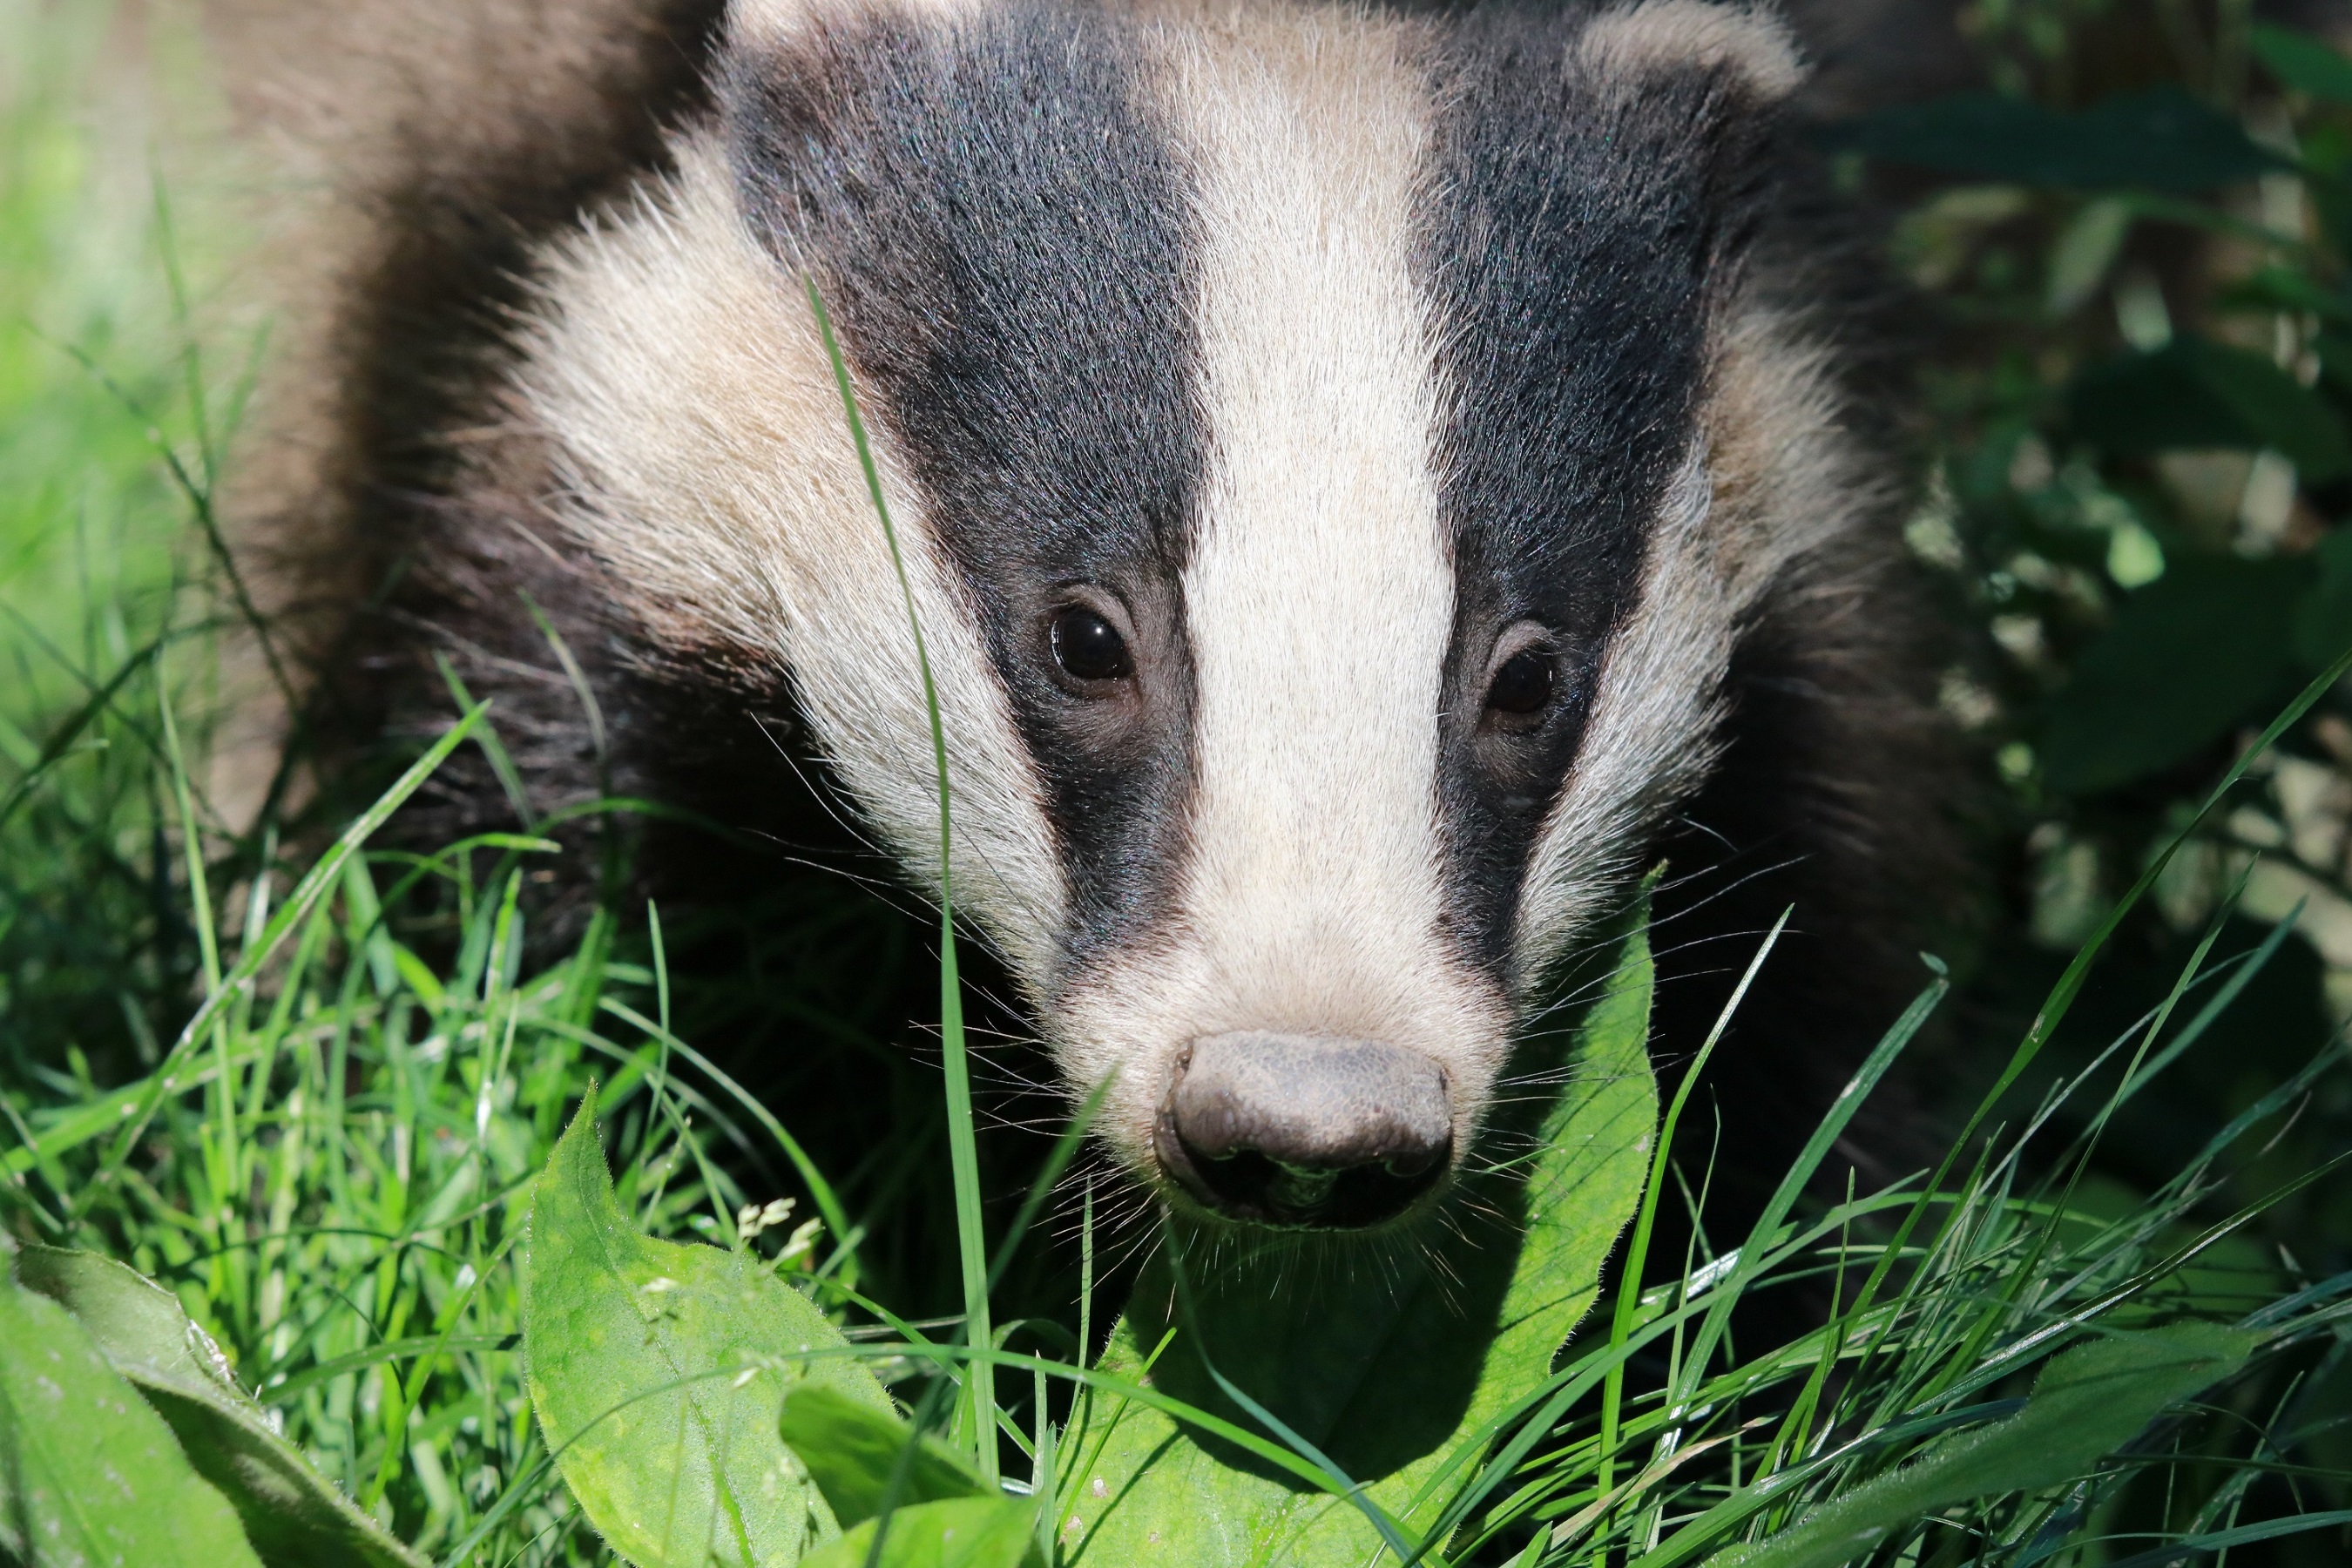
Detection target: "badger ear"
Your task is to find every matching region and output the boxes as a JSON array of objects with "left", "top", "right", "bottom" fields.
[
  {"left": 728, "top": 0, "right": 825, "bottom": 48},
  {"left": 1559, "top": 1, "right": 1805, "bottom": 267},
  {"left": 728, "top": 0, "right": 985, "bottom": 50},
  {"left": 728, "top": 0, "right": 870, "bottom": 49},
  {"left": 1571, "top": 0, "right": 1806, "bottom": 105}
]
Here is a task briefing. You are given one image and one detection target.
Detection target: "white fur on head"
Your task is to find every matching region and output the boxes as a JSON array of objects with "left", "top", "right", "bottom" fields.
[
  {"left": 516, "top": 136, "right": 1068, "bottom": 985},
  {"left": 1510, "top": 452, "right": 1730, "bottom": 988},
  {"left": 1511, "top": 301, "right": 1876, "bottom": 988},
  {"left": 1051, "top": 5, "right": 1513, "bottom": 1175}
]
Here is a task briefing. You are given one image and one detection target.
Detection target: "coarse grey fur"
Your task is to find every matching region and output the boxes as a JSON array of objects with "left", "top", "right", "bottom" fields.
[{"left": 210, "top": 0, "right": 1967, "bottom": 1238}]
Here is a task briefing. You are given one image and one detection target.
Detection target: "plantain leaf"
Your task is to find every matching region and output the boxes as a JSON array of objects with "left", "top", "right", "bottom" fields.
[
  {"left": 778, "top": 1382, "right": 990, "bottom": 1528},
  {"left": 1058, "top": 909, "right": 1659, "bottom": 1564},
  {"left": 1708, "top": 1322, "right": 2260, "bottom": 1568},
  {"left": 801, "top": 1497, "right": 1042, "bottom": 1568},
  {"left": 523, "top": 1085, "right": 892, "bottom": 1567},
  {"left": 12, "top": 1243, "right": 426, "bottom": 1568},
  {"left": 0, "top": 1272, "right": 265, "bottom": 1568}
]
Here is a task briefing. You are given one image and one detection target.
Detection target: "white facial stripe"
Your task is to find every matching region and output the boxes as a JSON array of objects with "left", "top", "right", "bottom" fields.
[
  {"left": 1171, "top": 20, "right": 1457, "bottom": 1051},
  {"left": 1056, "top": 9, "right": 1511, "bottom": 1169},
  {"left": 1512, "top": 301, "right": 1876, "bottom": 984},
  {"left": 1511, "top": 453, "right": 1729, "bottom": 984},
  {"left": 516, "top": 137, "right": 1067, "bottom": 983}
]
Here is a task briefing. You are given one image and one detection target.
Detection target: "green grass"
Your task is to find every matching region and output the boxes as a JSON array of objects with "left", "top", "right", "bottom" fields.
[
  {"left": 3, "top": 2, "right": 2349, "bottom": 1565},
  {"left": 5, "top": 702, "right": 2341, "bottom": 1565}
]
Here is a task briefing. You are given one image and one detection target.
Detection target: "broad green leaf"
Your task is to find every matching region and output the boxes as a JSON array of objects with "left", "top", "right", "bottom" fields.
[
  {"left": 778, "top": 1382, "right": 990, "bottom": 1528},
  {"left": 2071, "top": 338, "right": 2352, "bottom": 478},
  {"left": 2217, "top": 265, "right": 2352, "bottom": 326},
  {"left": 1824, "top": 87, "right": 2286, "bottom": 192},
  {"left": 2295, "top": 528, "right": 2352, "bottom": 669},
  {"left": 1060, "top": 914, "right": 1658, "bottom": 1565},
  {"left": 1709, "top": 1322, "right": 2259, "bottom": 1568},
  {"left": 2254, "top": 24, "right": 2352, "bottom": 104},
  {"left": 2318, "top": 329, "right": 2352, "bottom": 398},
  {"left": 13, "top": 1243, "right": 426, "bottom": 1568},
  {"left": 523, "top": 1086, "right": 891, "bottom": 1568},
  {"left": 0, "top": 1274, "right": 265, "bottom": 1568},
  {"left": 2042, "top": 556, "right": 2310, "bottom": 794},
  {"left": 801, "top": 1497, "right": 1042, "bottom": 1568}
]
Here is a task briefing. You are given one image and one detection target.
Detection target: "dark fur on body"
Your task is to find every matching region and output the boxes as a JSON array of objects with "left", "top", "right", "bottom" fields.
[
  {"left": 214, "top": 0, "right": 884, "bottom": 914},
  {"left": 212, "top": 0, "right": 1966, "bottom": 1283},
  {"left": 1651, "top": 198, "right": 1963, "bottom": 1220}
]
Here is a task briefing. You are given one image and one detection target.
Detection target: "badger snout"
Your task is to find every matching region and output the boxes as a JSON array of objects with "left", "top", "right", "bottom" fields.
[{"left": 1152, "top": 1031, "right": 1453, "bottom": 1229}]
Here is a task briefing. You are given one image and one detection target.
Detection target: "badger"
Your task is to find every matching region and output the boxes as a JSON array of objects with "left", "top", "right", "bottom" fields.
[{"left": 217, "top": 0, "right": 1953, "bottom": 1238}]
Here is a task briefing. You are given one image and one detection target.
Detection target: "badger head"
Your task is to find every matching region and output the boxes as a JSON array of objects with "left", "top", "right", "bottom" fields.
[{"left": 513, "top": 0, "right": 1870, "bottom": 1231}]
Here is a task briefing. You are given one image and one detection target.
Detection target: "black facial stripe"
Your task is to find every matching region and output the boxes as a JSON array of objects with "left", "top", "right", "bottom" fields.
[
  {"left": 1422, "top": 10, "right": 1778, "bottom": 974},
  {"left": 723, "top": 5, "right": 1202, "bottom": 977}
]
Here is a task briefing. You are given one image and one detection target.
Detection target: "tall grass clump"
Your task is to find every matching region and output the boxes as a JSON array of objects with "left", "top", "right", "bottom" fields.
[{"left": 5, "top": 655, "right": 2345, "bottom": 1566}]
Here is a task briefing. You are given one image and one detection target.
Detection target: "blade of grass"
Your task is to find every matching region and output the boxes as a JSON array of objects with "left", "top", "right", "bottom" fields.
[
  {"left": 2094, "top": 1510, "right": 2352, "bottom": 1568},
  {"left": 1599, "top": 908, "right": 1788, "bottom": 1504},
  {"left": 433, "top": 652, "right": 535, "bottom": 829},
  {"left": 0, "top": 632, "right": 164, "bottom": 835},
  {"left": 2110, "top": 913, "right": 2302, "bottom": 1112},
  {"left": 807, "top": 274, "right": 995, "bottom": 1481},
  {"left": 1670, "top": 970, "right": 1949, "bottom": 1412}
]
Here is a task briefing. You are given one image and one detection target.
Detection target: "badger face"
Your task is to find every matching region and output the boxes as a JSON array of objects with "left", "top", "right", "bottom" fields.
[{"left": 517, "top": 0, "right": 1862, "bottom": 1230}]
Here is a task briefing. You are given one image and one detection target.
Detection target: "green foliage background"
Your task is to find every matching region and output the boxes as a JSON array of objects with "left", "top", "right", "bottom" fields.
[
  {"left": 1864, "top": 1, "right": 2352, "bottom": 1270},
  {"left": 1, "top": 1, "right": 2349, "bottom": 1565}
]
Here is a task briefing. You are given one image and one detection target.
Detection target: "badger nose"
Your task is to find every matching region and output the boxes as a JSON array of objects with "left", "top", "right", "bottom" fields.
[{"left": 1153, "top": 1032, "right": 1452, "bottom": 1229}]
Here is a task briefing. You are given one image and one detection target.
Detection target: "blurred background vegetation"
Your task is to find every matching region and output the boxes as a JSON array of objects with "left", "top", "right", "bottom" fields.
[
  {"left": 3, "top": 0, "right": 2349, "bottom": 1561},
  {"left": 1837, "top": 0, "right": 2352, "bottom": 1278}
]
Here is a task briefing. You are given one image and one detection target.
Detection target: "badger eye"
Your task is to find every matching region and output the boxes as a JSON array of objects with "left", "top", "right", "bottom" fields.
[
  {"left": 1486, "top": 647, "right": 1555, "bottom": 718},
  {"left": 1051, "top": 605, "right": 1133, "bottom": 683}
]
